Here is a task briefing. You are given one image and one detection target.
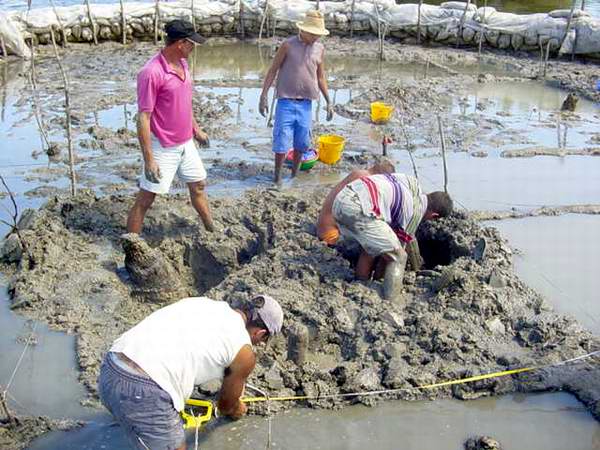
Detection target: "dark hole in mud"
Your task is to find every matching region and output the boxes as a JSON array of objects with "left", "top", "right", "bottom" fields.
[{"left": 418, "top": 234, "right": 454, "bottom": 269}]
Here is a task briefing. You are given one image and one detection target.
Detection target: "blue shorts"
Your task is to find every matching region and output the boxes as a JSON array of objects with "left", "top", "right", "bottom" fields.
[
  {"left": 272, "top": 98, "right": 312, "bottom": 154},
  {"left": 98, "top": 353, "right": 185, "bottom": 450}
]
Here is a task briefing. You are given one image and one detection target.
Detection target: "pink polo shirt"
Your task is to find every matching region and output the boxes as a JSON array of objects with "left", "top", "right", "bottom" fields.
[{"left": 137, "top": 52, "right": 194, "bottom": 148}]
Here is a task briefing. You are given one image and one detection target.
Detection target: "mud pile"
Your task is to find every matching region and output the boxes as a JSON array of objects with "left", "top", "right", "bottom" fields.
[
  {"left": 0, "top": 416, "right": 81, "bottom": 450},
  {"left": 2, "top": 187, "right": 599, "bottom": 419}
]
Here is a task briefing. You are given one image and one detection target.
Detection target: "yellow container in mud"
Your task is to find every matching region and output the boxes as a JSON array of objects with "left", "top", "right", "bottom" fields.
[
  {"left": 370, "top": 101, "right": 394, "bottom": 124},
  {"left": 318, "top": 134, "right": 346, "bottom": 165},
  {"left": 181, "top": 399, "right": 213, "bottom": 430}
]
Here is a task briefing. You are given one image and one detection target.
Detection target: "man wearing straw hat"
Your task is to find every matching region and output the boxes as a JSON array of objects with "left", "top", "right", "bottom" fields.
[
  {"left": 98, "top": 294, "right": 284, "bottom": 450},
  {"left": 259, "top": 10, "right": 334, "bottom": 184}
]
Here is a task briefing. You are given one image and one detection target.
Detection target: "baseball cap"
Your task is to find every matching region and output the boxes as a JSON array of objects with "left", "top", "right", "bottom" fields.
[
  {"left": 164, "top": 20, "right": 206, "bottom": 44},
  {"left": 252, "top": 295, "right": 284, "bottom": 336}
]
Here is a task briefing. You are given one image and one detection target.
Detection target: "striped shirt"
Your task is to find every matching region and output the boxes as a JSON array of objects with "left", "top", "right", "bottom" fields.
[{"left": 347, "top": 173, "right": 428, "bottom": 239}]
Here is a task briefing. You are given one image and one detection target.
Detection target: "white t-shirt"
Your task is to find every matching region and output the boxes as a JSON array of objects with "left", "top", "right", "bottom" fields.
[{"left": 110, "top": 297, "right": 251, "bottom": 411}]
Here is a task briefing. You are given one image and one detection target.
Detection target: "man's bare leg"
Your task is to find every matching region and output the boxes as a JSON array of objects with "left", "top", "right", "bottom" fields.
[
  {"left": 291, "top": 148, "right": 303, "bottom": 178},
  {"left": 356, "top": 250, "right": 376, "bottom": 281},
  {"left": 126, "top": 189, "right": 156, "bottom": 234},
  {"left": 274, "top": 153, "right": 285, "bottom": 184},
  {"left": 188, "top": 181, "right": 215, "bottom": 232}
]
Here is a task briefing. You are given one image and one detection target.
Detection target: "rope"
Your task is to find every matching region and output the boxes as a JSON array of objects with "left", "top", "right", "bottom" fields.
[
  {"left": 239, "top": 350, "right": 600, "bottom": 404},
  {"left": 3, "top": 321, "right": 38, "bottom": 395}
]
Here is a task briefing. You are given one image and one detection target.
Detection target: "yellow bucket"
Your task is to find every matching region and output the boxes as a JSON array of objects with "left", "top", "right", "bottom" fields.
[
  {"left": 181, "top": 399, "right": 213, "bottom": 430},
  {"left": 370, "top": 102, "right": 394, "bottom": 124},
  {"left": 317, "top": 134, "right": 346, "bottom": 165}
]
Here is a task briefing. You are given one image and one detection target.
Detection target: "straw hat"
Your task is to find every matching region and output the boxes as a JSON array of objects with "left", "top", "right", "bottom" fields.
[{"left": 296, "top": 10, "right": 330, "bottom": 36}]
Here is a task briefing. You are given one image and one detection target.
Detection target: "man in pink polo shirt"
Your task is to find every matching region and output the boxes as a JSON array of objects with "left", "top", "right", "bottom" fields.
[{"left": 127, "top": 20, "right": 215, "bottom": 234}]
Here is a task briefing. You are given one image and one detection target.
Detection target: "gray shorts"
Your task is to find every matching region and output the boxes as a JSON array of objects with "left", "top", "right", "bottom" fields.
[
  {"left": 332, "top": 187, "right": 400, "bottom": 257},
  {"left": 98, "top": 353, "right": 185, "bottom": 450}
]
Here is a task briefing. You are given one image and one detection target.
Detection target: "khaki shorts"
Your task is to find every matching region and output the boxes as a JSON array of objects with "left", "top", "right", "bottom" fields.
[
  {"left": 140, "top": 137, "right": 207, "bottom": 195},
  {"left": 332, "top": 187, "right": 400, "bottom": 257}
]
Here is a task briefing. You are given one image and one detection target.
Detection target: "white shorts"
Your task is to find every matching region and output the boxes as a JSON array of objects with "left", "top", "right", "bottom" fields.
[
  {"left": 332, "top": 187, "right": 400, "bottom": 257},
  {"left": 139, "top": 137, "right": 207, "bottom": 195}
]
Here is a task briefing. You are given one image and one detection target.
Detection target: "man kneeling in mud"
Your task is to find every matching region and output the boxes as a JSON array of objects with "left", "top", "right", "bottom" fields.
[
  {"left": 317, "top": 159, "right": 396, "bottom": 245},
  {"left": 328, "top": 172, "right": 452, "bottom": 300},
  {"left": 98, "top": 295, "right": 283, "bottom": 450}
]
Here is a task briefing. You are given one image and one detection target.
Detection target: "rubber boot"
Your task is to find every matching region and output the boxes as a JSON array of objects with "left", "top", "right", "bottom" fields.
[{"left": 383, "top": 248, "right": 408, "bottom": 303}]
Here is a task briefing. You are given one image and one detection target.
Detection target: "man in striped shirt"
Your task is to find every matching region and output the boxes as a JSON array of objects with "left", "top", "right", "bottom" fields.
[{"left": 332, "top": 173, "right": 453, "bottom": 300}]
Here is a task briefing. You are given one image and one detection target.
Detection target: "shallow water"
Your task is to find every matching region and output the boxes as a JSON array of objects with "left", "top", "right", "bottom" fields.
[
  {"left": 489, "top": 214, "right": 600, "bottom": 334},
  {"left": 27, "top": 393, "right": 600, "bottom": 449},
  {"left": 0, "top": 43, "right": 599, "bottom": 448}
]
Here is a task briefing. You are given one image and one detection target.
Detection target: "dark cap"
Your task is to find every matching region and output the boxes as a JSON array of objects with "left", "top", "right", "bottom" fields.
[{"left": 164, "top": 20, "right": 205, "bottom": 44}]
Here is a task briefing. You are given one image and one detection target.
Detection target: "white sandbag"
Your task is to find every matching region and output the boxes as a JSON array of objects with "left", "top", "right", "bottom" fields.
[
  {"left": 473, "top": 6, "right": 496, "bottom": 22},
  {"left": 0, "top": 13, "right": 31, "bottom": 58},
  {"left": 548, "top": 9, "right": 590, "bottom": 19},
  {"left": 440, "top": 2, "right": 477, "bottom": 13},
  {"left": 560, "top": 16, "right": 600, "bottom": 54}
]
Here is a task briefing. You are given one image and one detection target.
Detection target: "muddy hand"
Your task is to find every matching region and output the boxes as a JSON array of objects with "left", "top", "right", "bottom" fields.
[
  {"left": 195, "top": 131, "right": 210, "bottom": 148},
  {"left": 326, "top": 102, "right": 334, "bottom": 122},
  {"left": 144, "top": 161, "right": 161, "bottom": 184},
  {"left": 259, "top": 94, "right": 269, "bottom": 118}
]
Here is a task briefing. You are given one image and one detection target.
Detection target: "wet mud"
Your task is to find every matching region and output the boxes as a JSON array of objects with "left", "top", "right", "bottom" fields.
[
  {"left": 0, "top": 416, "right": 81, "bottom": 450},
  {"left": 2, "top": 188, "right": 599, "bottom": 422},
  {"left": 2, "top": 35, "right": 600, "bottom": 448}
]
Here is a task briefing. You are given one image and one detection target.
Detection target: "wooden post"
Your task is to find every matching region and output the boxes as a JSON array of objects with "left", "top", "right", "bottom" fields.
[
  {"left": 120, "top": 0, "right": 127, "bottom": 44},
  {"left": 556, "top": 112, "right": 561, "bottom": 148},
  {"left": 559, "top": 0, "right": 578, "bottom": 56},
  {"left": 50, "top": 29, "right": 77, "bottom": 196},
  {"left": 259, "top": 0, "right": 269, "bottom": 43},
  {"left": 456, "top": 0, "right": 472, "bottom": 47},
  {"left": 316, "top": 0, "right": 320, "bottom": 10},
  {"left": 124, "top": 104, "right": 128, "bottom": 130},
  {"left": 417, "top": 0, "right": 423, "bottom": 44},
  {"left": 154, "top": 0, "right": 160, "bottom": 45},
  {"left": 350, "top": 0, "right": 356, "bottom": 38},
  {"left": 0, "top": 391, "right": 14, "bottom": 425},
  {"left": 478, "top": 0, "right": 487, "bottom": 56},
  {"left": 29, "top": 47, "right": 51, "bottom": 151},
  {"left": 49, "top": 0, "right": 69, "bottom": 48},
  {"left": 85, "top": 0, "right": 98, "bottom": 45},
  {"left": 239, "top": 0, "right": 245, "bottom": 40},
  {"left": 191, "top": 0, "right": 196, "bottom": 31},
  {"left": 0, "top": 35, "right": 7, "bottom": 61},
  {"left": 437, "top": 115, "right": 449, "bottom": 194},
  {"left": 267, "top": 92, "right": 276, "bottom": 127},
  {"left": 543, "top": 40, "right": 551, "bottom": 78}
]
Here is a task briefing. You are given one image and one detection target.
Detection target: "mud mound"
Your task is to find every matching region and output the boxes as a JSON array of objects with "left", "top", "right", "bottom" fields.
[
  {"left": 1, "top": 189, "right": 599, "bottom": 419},
  {"left": 0, "top": 416, "right": 82, "bottom": 450}
]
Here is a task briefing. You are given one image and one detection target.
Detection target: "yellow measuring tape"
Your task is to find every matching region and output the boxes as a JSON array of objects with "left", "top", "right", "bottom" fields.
[
  {"left": 182, "top": 349, "right": 600, "bottom": 428},
  {"left": 181, "top": 365, "right": 533, "bottom": 427}
]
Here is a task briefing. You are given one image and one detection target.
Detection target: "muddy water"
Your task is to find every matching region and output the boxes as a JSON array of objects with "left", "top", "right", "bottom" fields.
[
  {"left": 1, "top": 42, "right": 600, "bottom": 448},
  {"left": 489, "top": 214, "right": 600, "bottom": 335},
  {"left": 27, "top": 393, "right": 600, "bottom": 449}
]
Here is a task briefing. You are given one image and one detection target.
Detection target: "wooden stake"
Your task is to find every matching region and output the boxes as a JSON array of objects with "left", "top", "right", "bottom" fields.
[
  {"left": 559, "top": 0, "right": 578, "bottom": 55},
  {"left": 543, "top": 40, "right": 551, "bottom": 78},
  {"left": 49, "top": 0, "right": 68, "bottom": 48},
  {"left": 84, "top": 0, "right": 98, "bottom": 45},
  {"left": 259, "top": 0, "right": 269, "bottom": 43},
  {"left": 120, "top": 0, "right": 127, "bottom": 45},
  {"left": 0, "top": 391, "right": 14, "bottom": 425},
  {"left": 478, "top": 0, "right": 487, "bottom": 56},
  {"left": 29, "top": 47, "right": 51, "bottom": 151},
  {"left": 267, "top": 92, "right": 276, "bottom": 127},
  {"left": 239, "top": 0, "right": 245, "bottom": 40},
  {"left": 316, "top": 0, "right": 320, "bottom": 10},
  {"left": 456, "top": 0, "right": 472, "bottom": 47},
  {"left": 50, "top": 29, "right": 77, "bottom": 197},
  {"left": 556, "top": 112, "right": 561, "bottom": 148},
  {"left": 154, "top": 0, "right": 160, "bottom": 45},
  {"left": 417, "top": 0, "right": 423, "bottom": 44},
  {"left": 350, "top": 0, "right": 356, "bottom": 38},
  {"left": 191, "top": 0, "right": 196, "bottom": 31},
  {"left": 0, "top": 35, "right": 7, "bottom": 61},
  {"left": 437, "top": 115, "right": 449, "bottom": 194}
]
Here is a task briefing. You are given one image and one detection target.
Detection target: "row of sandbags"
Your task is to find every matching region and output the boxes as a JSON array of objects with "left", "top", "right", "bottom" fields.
[{"left": 0, "top": 0, "right": 598, "bottom": 59}]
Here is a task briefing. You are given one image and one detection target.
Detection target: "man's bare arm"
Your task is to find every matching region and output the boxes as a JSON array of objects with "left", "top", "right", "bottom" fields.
[
  {"left": 259, "top": 43, "right": 289, "bottom": 116},
  {"left": 137, "top": 112, "right": 160, "bottom": 182},
  {"left": 217, "top": 345, "right": 256, "bottom": 419}
]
